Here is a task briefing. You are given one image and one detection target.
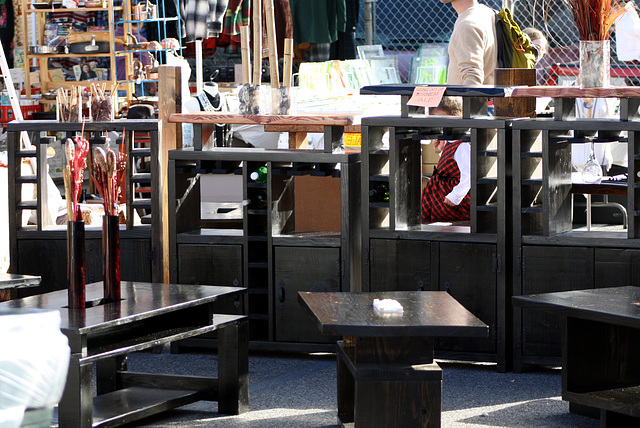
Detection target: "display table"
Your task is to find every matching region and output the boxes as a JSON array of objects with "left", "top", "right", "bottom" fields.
[
  {"left": 513, "top": 286, "right": 640, "bottom": 427},
  {"left": 298, "top": 291, "right": 489, "bottom": 428},
  {"left": 167, "top": 111, "right": 356, "bottom": 152},
  {"left": 0, "top": 281, "right": 248, "bottom": 428}
]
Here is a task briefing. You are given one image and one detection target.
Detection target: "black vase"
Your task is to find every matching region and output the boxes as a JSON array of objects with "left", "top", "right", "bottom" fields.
[
  {"left": 67, "top": 220, "right": 86, "bottom": 309},
  {"left": 102, "top": 215, "right": 121, "bottom": 303}
]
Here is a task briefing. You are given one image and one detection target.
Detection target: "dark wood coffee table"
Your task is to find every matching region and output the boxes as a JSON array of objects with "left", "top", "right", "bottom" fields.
[
  {"left": 298, "top": 291, "right": 489, "bottom": 428},
  {"left": 513, "top": 286, "right": 640, "bottom": 428},
  {"left": 0, "top": 281, "right": 248, "bottom": 428}
]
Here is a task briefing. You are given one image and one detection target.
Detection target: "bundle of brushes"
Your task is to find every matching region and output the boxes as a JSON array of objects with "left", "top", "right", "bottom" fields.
[
  {"left": 564, "top": 0, "right": 627, "bottom": 40},
  {"left": 62, "top": 132, "right": 90, "bottom": 222},
  {"left": 91, "top": 140, "right": 127, "bottom": 216},
  {"left": 90, "top": 83, "right": 115, "bottom": 122}
]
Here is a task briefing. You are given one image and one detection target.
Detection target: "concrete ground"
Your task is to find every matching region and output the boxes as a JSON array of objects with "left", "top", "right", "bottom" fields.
[{"left": 123, "top": 347, "right": 599, "bottom": 428}]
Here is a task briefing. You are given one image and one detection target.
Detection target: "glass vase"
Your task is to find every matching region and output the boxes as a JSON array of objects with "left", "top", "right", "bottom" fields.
[
  {"left": 579, "top": 40, "right": 610, "bottom": 88},
  {"left": 102, "top": 215, "right": 121, "bottom": 303},
  {"left": 67, "top": 220, "right": 86, "bottom": 309}
]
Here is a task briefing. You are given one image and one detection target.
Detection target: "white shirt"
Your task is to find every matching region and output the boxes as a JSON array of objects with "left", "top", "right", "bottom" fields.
[{"left": 447, "top": 142, "right": 471, "bottom": 205}]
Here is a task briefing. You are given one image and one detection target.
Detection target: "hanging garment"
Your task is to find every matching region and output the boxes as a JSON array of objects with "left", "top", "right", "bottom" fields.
[
  {"left": 421, "top": 139, "right": 471, "bottom": 223},
  {"left": 289, "top": 0, "right": 345, "bottom": 45},
  {"left": 223, "top": 0, "right": 250, "bottom": 42},
  {"left": 183, "top": 0, "right": 229, "bottom": 41},
  {"left": 330, "top": 0, "right": 359, "bottom": 60}
]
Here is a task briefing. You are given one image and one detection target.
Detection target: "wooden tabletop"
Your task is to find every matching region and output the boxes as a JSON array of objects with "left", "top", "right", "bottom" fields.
[
  {"left": 167, "top": 112, "right": 355, "bottom": 126},
  {"left": 513, "top": 286, "right": 640, "bottom": 328},
  {"left": 0, "top": 281, "right": 246, "bottom": 332},
  {"left": 510, "top": 86, "right": 640, "bottom": 98},
  {"left": 298, "top": 291, "right": 489, "bottom": 338},
  {"left": 0, "top": 273, "right": 41, "bottom": 290}
]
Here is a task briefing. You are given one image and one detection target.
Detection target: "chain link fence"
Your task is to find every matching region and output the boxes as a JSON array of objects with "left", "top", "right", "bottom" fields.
[
  {"left": 357, "top": 0, "right": 640, "bottom": 86},
  {"left": 194, "top": 0, "right": 640, "bottom": 87}
]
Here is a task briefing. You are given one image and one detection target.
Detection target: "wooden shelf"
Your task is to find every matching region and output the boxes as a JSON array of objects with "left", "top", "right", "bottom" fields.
[{"left": 26, "top": 5, "right": 123, "bottom": 13}]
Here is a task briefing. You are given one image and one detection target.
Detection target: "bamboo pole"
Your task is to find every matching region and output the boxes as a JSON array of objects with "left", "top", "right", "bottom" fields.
[
  {"left": 252, "top": 0, "right": 262, "bottom": 87},
  {"left": 240, "top": 26, "right": 252, "bottom": 85}
]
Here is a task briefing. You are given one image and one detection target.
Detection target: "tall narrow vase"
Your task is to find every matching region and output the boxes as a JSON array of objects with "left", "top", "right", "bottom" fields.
[
  {"left": 102, "top": 215, "right": 121, "bottom": 303},
  {"left": 579, "top": 40, "right": 610, "bottom": 88},
  {"left": 67, "top": 220, "right": 86, "bottom": 309}
]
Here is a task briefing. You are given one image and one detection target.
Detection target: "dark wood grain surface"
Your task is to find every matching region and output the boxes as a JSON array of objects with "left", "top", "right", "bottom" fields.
[
  {"left": 0, "top": 281, "right": 246, "bottom": 332},
  {"left": 298, "top": 291, "right": 489, "bottom": 338},
  {"left": 360, "top": 84, "right": 508, "bottom": 97},
  {"left": 6, "top": 119, "right": 159, "bottom": 132},
  {"left": 169, "top": 146, "right": 360, "bottom": 164},
  {"left": 513, "top": 286, "right": 640, "bottom": 328}
]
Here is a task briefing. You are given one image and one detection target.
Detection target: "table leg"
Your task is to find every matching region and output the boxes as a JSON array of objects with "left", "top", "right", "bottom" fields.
[
  {"left": 343, "top": 336, "right": 441, "bottom": 428},
  {"left": 337, "top": 345, "right": 355, "bottom": 425},
  {"left": 58, "top": 354, "right": 93, "bottom": 428},
  {"left": 96, "top": 355, "right": 127, "bottom": 395},
  {"left": 217, "top": 318, "right": 249, "bottom": 415}
]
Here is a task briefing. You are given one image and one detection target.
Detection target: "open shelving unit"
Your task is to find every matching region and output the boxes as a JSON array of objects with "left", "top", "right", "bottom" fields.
[
  {"left": 168, "top": 148, "right": 361, "bottom": 350},
  {"left": 508, "top": 86, "right": 640, "bottom": 371},
  {"left": 6, "top": 119, "right": 161, "bottom": 296},
  {"left": 359, "top": 84, "right": 512, "bottom": 371},
  {"left": 166, "top": 111, "right": 361, "bottom": 351},
  {"left": 21, "top": 0, "right": 122, "bottom": 97}
]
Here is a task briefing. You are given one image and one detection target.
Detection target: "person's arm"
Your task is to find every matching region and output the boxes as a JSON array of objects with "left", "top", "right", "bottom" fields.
[
  {"left": 445, "top": 142, "right": 471, "bottom": 205},
  {"left": 451, "top": 21, "right": 486, "bottom": 86}
]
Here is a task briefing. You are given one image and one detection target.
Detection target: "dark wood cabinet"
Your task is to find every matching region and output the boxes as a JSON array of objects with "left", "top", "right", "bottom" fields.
[
  {"left": 437, "top": 242, "right": 497, "bottom": 355},
  {"left": 178, "top": 243, "right": 242, "bottom": 286},
  {"left": 517, "top": 245, "right": 593, "bottom": 365},
  {"left": 168, "top": 144, "right": 361, "bottom": 350},
  {"left": 360, "top": 88, "right": 509, "bottom": 370},
  {"left": 274, "top": 246, "right": 341, "bottom": 343},
  {"left": 6, "top": 120, "right": 160, "bottom": 297},
  {"left": 510, "top": 88, "right": 640, "bottom": 370},
  {"left": 369, "top": 239, "right": 432, "bottom": 293}
]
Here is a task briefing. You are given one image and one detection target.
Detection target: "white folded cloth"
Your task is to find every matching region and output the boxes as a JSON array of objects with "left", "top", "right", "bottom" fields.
[{"left": 373, "top": 298, "right": 404, "bottom": 314}]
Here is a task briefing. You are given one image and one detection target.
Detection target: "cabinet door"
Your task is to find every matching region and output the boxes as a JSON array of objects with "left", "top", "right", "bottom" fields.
[
  {"left": 521, "top": 245, "right": 592, "bottom": 358},
  {"left": 16, "top": 238, "right": 103, "bottom": 297},
  {"left": 437, "top": 242, "right": 496, "bottom": 354},
  {"left": 595, "top": 248, "right": 640, "bottom": 287},
  {"left": 274, "top": 246, "right": 341, "bottom": 343},
  {"left": 369, "top": 239, "right": 432, "bottom": 292},
  {"left": 178, "top": 244, "right": 243, "bottom": 286},
  {"left": 120, "top": 239, "right": 152, "bottom": 282}
]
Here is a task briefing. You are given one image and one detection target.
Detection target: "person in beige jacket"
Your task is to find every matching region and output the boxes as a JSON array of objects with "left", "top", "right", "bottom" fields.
[{"left": 443, "top": 0, "right": 497, "bottom": 85}]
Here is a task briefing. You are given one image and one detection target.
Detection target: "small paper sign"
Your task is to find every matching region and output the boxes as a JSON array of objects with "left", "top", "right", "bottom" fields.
[{"left": 406, "top": 86, "right": 446, "bottom": 108}]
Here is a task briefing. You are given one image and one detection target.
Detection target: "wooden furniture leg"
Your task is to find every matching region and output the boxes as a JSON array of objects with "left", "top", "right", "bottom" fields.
[
  {"left": 58, "top": 355, "right": 93, "bottom": 428},
  {"left": 217, "top": 318, "right": 249, "bottom": 415}
]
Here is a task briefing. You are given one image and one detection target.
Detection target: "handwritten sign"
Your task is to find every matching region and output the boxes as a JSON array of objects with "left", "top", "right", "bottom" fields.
[{"left": 406, "top": 86, "right": 446, "bottom": 108}]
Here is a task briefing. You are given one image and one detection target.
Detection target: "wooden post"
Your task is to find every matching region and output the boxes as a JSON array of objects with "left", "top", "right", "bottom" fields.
[
  {"left": 240, "top": 26, "right": 251, "bottom": 85},
  {"left": 252, "top": 0, "right": 262, "bottom": 87},
  {"left": 157, "top": 65, "right": 182, "bottom": 283},
  {"left": 494, "top": 68, "right": 537, "bottom": 118}
]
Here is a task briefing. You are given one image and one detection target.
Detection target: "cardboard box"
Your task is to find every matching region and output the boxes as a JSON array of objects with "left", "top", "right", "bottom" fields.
[
  {"left": 421, "top": 142, "right": 440, "bottom": 164},
  {"left": 422, "top": 163, "right": 437, "bottom": 176},
  {"left": 294, "top": 175, "right": 341, "bottom": 233}
]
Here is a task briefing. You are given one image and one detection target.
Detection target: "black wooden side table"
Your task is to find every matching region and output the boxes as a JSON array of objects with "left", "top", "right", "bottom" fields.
[
  {"left": 513, "top": 286, "right": 640, "bottom": 428},
  {"left": 0, "top": 281, "right": 248, "bottom": 428},
  {"left": 299, "top": 291, "right": 489, "bottom": 428}
]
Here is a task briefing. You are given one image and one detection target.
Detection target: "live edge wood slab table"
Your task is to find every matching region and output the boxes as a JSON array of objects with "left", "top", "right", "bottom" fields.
[
  {"left": 298, "top": 291, "right": 489, "bottom": 428},
  {"left": 513, "top": 286, "right": 640, "bottom": 427},
  {"left": 0, "top": 281, "right": 248, "bottom": 428}
]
